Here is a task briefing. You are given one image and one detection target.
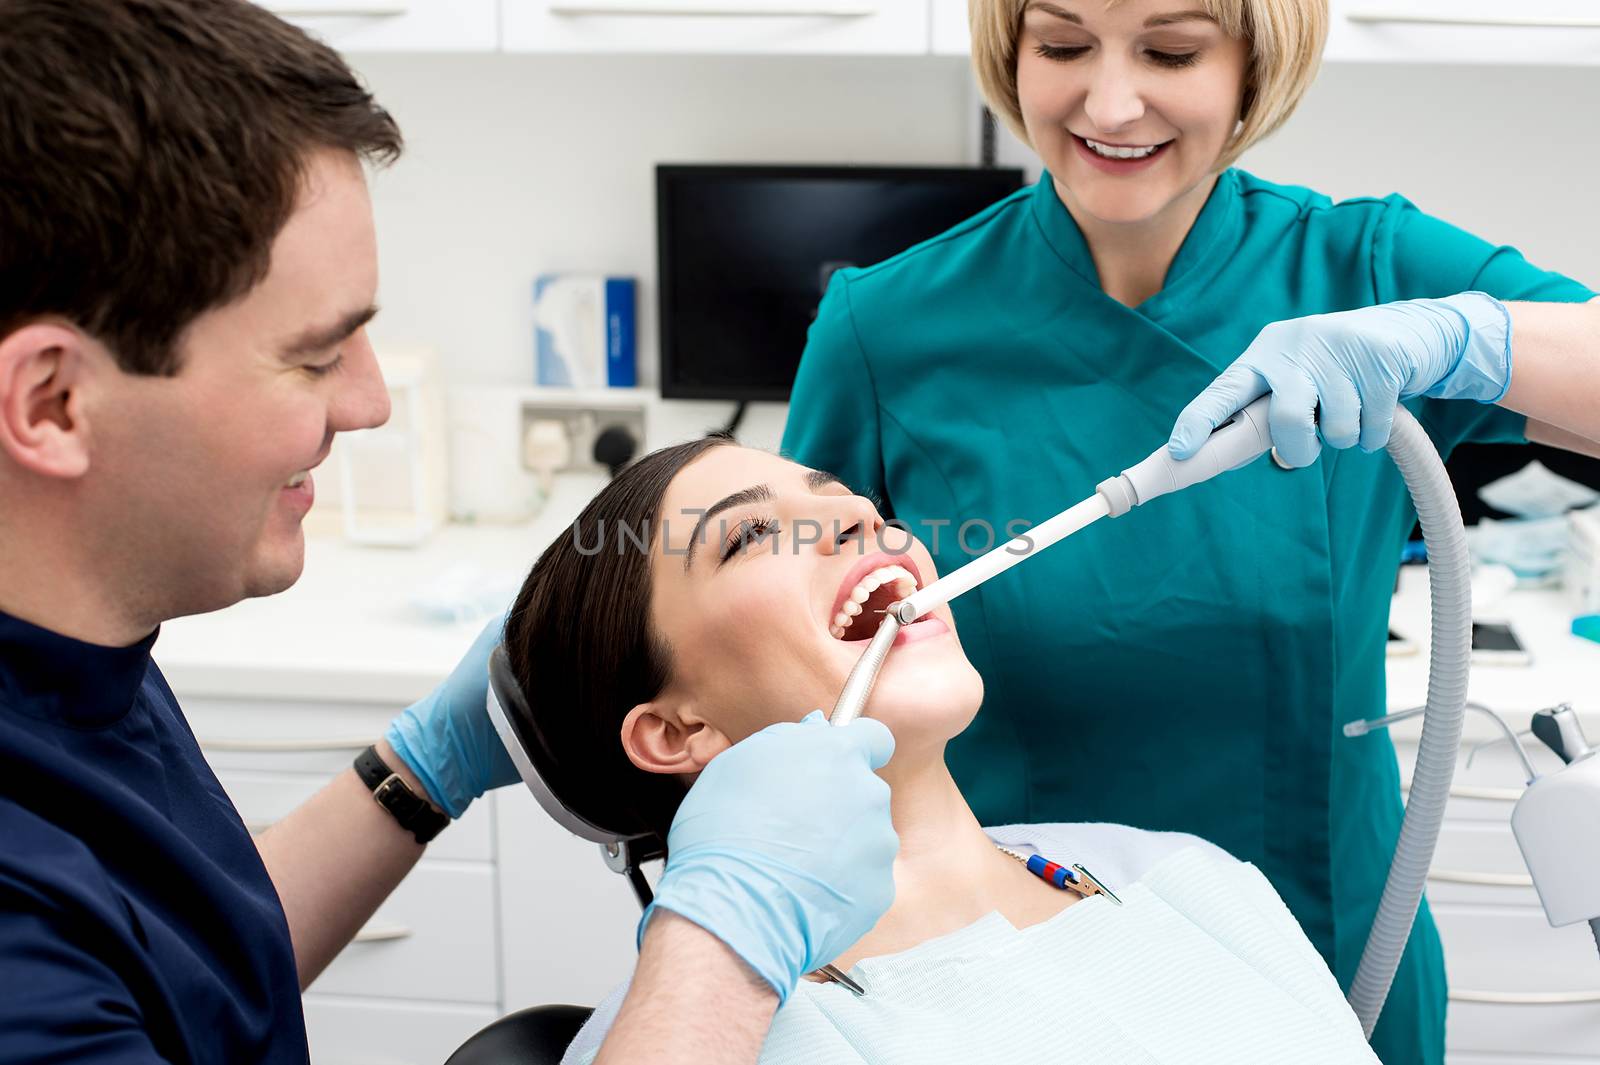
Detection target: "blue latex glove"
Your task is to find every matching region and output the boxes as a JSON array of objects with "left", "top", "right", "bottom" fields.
[
  {"left": 384, "top": 613, "right": 520, "bottom": 818},
  {"left": 1169, "top": 292, "right": 1513, "bottom": 468},
  {"left": 641, "top": 711, "right": 898, "bottom": 1004}
]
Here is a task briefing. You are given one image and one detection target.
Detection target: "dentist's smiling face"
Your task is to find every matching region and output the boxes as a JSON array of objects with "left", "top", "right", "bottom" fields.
[
  {"left": 1016, "top": 0, "right": 1250, "bottom": 226},
  {"left": 647, "top": 446, "right": 983, "bottom": 762}
]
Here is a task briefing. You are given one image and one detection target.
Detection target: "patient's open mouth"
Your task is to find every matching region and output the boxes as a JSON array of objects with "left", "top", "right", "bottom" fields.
[{"left": 829, "top": 555, "right": 922, "bottom": 642}]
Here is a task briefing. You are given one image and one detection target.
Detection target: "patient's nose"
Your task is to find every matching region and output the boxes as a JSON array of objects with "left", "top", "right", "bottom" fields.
[{"left": 819, "top": 498, "right": 885, "bottom": 557}]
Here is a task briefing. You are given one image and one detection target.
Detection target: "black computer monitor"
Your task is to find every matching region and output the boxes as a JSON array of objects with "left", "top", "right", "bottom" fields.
[{"left": 656, "top": 164, "right": 1026, "bottom": 401}]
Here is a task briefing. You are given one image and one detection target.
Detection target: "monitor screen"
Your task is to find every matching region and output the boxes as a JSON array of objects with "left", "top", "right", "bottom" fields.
[{"left": 657, "top": 165, "right": 1026, "bottom": 401}]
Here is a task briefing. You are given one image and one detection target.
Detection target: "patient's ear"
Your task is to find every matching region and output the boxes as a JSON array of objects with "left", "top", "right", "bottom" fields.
[{"left": 621, "top": 702, "right": 732, "bottom": 775}]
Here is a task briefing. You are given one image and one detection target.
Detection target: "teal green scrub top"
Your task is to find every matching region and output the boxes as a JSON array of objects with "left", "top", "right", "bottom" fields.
[{"left": 781, "top": 168, "right": 1594, "bottom": 1065}]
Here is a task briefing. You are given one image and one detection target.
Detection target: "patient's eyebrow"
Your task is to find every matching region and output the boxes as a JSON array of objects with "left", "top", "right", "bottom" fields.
[
  {"left": 686, "top": 483, "right": 773, "bottom": 572},
  {"left": 684, "top": 470, "right": 852, "bottom": 571},
  {"left": 805, "top": 468, "right": 847, "bottom": 492}
]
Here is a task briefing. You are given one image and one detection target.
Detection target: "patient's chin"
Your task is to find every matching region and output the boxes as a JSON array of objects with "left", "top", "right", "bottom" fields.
[{"left": 865, "top": 663, "right": 982, "bottom": 742}]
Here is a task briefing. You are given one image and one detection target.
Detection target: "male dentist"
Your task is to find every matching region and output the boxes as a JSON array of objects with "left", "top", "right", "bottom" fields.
[{"left": 0, "top": 3, "right": 896, "bottom": 1063}]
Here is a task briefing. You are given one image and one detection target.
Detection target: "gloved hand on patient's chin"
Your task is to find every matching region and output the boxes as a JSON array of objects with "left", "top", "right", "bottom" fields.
[
  {"left": 384, "top": 612, "right": 521, "bottom": 819},
  {"left": 640, "top": 710, "right": 899, "bottom": 1004},
  {"left": 1168, "top": 291, "right": 1512, "bottom": 469}
]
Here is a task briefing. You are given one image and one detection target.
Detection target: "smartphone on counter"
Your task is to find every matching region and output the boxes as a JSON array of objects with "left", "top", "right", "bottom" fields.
[{"left": 1471, "top": 621, "right": 1532, "bottom": 666}]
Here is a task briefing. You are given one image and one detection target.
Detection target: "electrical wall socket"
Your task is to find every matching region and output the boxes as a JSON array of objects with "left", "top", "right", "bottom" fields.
[{"left": 520, "top": 398, "right": 647, "bottom": 475}]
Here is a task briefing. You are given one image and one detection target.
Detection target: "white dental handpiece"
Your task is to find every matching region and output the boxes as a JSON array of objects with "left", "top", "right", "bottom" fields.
[
  {"left": 1092, "top": 395, "right": 1274, "bottom": 519},
  {"left": 889, "top": 395, "right": 1275, "bottom": 627}
]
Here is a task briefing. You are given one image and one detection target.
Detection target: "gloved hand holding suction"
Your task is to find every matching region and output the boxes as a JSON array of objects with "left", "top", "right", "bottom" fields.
[
  {"left": 385, "top": 612, "right": 522, "bottom": 818},
  {"left": 642, "top": 710, "right": 898, "bottom": 1003},
  {"left": 1169, "top": 292, "right": 1513, "bottom": 468}
]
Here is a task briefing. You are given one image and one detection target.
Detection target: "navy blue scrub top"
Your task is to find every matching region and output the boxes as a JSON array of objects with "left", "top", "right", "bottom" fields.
[{"left": 0, "top": 609, "right": 307, "bottom": 1064}]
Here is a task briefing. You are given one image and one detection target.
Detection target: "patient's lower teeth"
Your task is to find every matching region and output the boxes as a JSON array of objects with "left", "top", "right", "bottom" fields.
[
  {"left": 843, "top": 601, "right": 861, "bottom": 617},
  {"left": 851, "top": 587, "right": 870, "bottom": 604},
  {"left": 830, "top": 624, "right": 845, "bottom": 638}
]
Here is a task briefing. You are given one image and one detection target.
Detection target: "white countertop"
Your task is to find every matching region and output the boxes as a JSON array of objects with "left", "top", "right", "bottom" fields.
[
  {"left": 1386, "top": 566, "right": 1600, "bottom": 742},
  {"left": 155, "top": 476, "right": 605, "bottom": 705}
]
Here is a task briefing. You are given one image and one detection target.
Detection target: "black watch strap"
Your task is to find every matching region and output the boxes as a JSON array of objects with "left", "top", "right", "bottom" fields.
[{"left": 354, "top": 746, "right": 450, "bottom": 845}]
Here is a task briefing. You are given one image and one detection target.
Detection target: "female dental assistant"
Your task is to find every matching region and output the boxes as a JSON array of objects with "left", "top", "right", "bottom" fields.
[{"left": 781, "top": 1, "right": 1600, "bottom": 1062}]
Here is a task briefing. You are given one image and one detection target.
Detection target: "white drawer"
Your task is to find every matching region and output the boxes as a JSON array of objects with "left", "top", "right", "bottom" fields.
[
  {"left": 1435, "top": 904, "right": 1600, "bottom": 995},
  {"left": 502, "top": 0, "right": 931, "bottom": 55},
  {"left": 1448, "top": 999, "right": 1600, "bottom": 1057},
  {"left": 185, "top": 697, "right": 393, "bottom": 775},
  {"left": 310, "top": 864, "right": 499, "bottom": 1005},
  {"left": 1450, "top": 1052, "right": 1600, "bottom": 1065},
  {"left": 303, "top": 994, "right": 497, "bottom": 1065},
  {"left": 215, "top": 769, "right": 493, "bottom": 863}
]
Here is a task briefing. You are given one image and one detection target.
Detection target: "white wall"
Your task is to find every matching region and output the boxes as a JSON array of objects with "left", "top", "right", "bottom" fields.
[
  {"left": 353, "top": 54, "right": 1599, "bottom": 461},
  {"left": 355, "top": 53, "right": 973, "bottom": 453},
  {"left": 1239, "top": 62, "right": 1600, "bottom": 286}
]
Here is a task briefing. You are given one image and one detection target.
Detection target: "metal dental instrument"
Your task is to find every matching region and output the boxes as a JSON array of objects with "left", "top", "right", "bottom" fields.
[
  {"left": 828, "top": 612, "right": 902, "bottom": 727},
  {"left": 829, "top": 397, "right": 1274, "bottom": 727}
]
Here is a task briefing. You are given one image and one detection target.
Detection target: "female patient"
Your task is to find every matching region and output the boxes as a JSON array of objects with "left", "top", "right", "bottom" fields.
[{"left": 508, "top": 437, "right": 1379, "bottom": 1064}]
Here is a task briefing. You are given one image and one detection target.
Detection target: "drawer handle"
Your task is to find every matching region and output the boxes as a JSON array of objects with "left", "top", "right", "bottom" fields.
[
  {"left": 260, "top": 1, "right": 408, "bottom": 13},
  {"left": 1403, "top": 782, "right": 1523, "bottom": 802},
  {"left": 1450, "top": 989, "right": 1600, "bottom": 1004},
  {"left": 353, "top": 923, "right": 414, "bottom": 944},
  {"left": 1346, "top": 11, "right": 1600, "bottom": 28},
  {"left": 1428, "top": 869, "right": 1534, "bottom": 888},
  {"left": 196, "top": 736, "right": 372, "bottom": 753},
  {"left": 550, "top": 1, "right": 874, "bottom": 15}
]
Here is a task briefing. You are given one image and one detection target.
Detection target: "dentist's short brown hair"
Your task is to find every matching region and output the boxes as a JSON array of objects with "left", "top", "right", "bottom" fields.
[{"left": 0, "top": 0, "right": 402, "bottom": 377}]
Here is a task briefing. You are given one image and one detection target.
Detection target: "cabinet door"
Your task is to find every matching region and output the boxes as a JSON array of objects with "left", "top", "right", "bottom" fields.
[
  {"left": 302, "top": 997, "right": 498, "bottom": 1065},
  {"left": 255, "top": 0, "right": 498, "bottom": 51},
  {"left": 1327, "top": 0, "right": 1600, "bottom": 66},
  {"left": 931, "top": 0, "right": 968, "bottom": 55},
  {"left": 503, "top": 0, "right": 931, "bottom": 54}
]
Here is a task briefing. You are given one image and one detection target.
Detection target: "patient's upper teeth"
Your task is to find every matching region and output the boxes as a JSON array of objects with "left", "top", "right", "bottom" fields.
[
  {"left": 843, "top": 601, "right": 861, "bottom": 617},
  {"left": 844, "top": 564, "right": 918, "bottom": 608},
  {"left": 834, "top": 610, "right": 853, "bottom": 630},
  {"left": 830, "top": 624, "right": 845, "bottom": 639}
]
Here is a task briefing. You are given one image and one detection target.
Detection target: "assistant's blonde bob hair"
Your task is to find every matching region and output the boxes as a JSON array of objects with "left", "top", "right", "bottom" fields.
[{"left": 971, "top": 0, "right": 1326, "bottom": 172}]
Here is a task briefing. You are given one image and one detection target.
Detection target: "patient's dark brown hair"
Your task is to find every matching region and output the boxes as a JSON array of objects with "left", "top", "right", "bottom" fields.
[{"left": 505, "top": 436, "right": 733, "bottom": 852}]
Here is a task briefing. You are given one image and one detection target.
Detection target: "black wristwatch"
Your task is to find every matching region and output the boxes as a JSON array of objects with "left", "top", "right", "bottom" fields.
[{"left": 354, "top": 746, "right": 450, "bottom": 845}]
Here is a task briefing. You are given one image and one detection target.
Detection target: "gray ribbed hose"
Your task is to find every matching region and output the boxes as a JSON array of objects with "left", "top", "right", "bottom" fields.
[{"left": 1346, "top": 405, "right": 1472, "bottom": 1037}]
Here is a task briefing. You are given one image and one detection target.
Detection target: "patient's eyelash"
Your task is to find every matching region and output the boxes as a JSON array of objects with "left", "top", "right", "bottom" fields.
[{"left": 720, "top": 516, "right": 778, "bottom": 563}]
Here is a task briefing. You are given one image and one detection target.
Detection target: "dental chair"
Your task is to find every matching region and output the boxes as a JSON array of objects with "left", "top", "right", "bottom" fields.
[{"left": 445, "top": 647, "right": 664, "bottom": 1065}]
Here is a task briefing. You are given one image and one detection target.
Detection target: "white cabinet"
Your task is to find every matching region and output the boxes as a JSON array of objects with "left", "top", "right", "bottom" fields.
[
  {"left": 180, "top": 694, "right": 507, "bottom": 1064},
  {"left": 255, "top": 0, "right": 498, "bottom": 52},
  {"left": 156, "top": 513, "right": 631, "bottom": 1062},
  {"left": 931, "top": 0, "right": 968, "bottom": 55},
  {"left": 1390, "top": 726, "right": 1600, "bottom": 1063},
  {"left": 502, "top": 0, "right": 931, "bottom": 54},
  {"left": 1384, "top": 572, "right": 1600, "bottom": 1063},
  {"left": 1326, "top": 0, "right": 1600, "bottom": 66}
]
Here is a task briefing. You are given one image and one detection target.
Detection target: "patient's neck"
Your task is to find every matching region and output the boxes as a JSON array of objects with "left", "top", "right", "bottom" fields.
[{"left": 825, "top": 751, "right": 1073, "bottom": 971}]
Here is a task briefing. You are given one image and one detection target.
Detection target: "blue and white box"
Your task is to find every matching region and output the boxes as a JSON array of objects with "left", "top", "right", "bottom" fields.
[{"left": 533, "top": 274, "right": 637, "bottom": 388}]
